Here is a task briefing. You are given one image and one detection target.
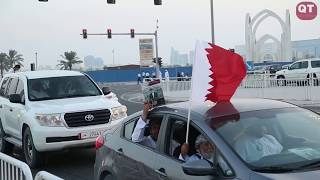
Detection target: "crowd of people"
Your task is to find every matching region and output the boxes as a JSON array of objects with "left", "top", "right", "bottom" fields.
[{"left": 137, "top": 70, "right": 191, "bottom": 84}]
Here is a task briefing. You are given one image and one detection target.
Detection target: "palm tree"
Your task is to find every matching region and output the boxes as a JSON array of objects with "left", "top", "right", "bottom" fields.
[
  {"left": 0, "top": 53, "right": 10, "bottom": 77},
  {"left": 6, "top": 50, "right": 24, "bottom": 68},
  {"left": 58, "top": 51, "right": 83, "bottom": 70}
]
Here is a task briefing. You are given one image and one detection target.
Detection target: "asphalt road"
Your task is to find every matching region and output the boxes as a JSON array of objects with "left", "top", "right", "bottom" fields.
[{"left": 7, "top": 84, "right": 320, "bottom": 180}]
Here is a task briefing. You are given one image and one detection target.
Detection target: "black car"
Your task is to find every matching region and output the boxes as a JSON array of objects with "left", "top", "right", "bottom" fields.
[{"left": 94, "top": 99, "right": 320, "bottom": 180}]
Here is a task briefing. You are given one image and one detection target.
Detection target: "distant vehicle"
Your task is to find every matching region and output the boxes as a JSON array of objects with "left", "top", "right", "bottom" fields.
[
  {"left": 276, "top": 58, "right": 320, "bottom": 86},
  {"left": 0, "top": 70, "right": 127, "bottom": 168},
  {"left": 94, "top": 99, "right": 320, "bottom": 180},
  {"left": 247, "top": 64, "right": 282, "bottom": 75}
]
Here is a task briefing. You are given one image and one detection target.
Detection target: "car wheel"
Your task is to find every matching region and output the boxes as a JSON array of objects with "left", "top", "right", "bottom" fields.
[
  {"left": 0, "top": 121, "right": 14, "bottom": 154},
  {"left": 23, "top": 127, "right": 44, "bottom": 168},
  {"left": 277, "top": 76, "right": 286, "bottom": 86},
  {"left": 103, "top": 174, "right": 116, "bottom": 180}
]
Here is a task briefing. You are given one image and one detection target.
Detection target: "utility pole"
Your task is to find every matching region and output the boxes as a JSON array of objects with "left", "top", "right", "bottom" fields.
[
  {"left": 154, "top": 19, "right": 160, "bottom": 78},
  {"left": 112, "top": 49, "right": 115, "bottom": 65},
  {"left": 35, "top": 52, "right": 38, "bottom": 70},
  {"left": 210, "top": 0, "right": 215, "bottom": 44}
]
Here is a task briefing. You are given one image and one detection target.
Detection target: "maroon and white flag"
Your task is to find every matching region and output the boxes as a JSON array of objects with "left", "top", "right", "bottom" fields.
[{"left": 190, "top": 41, "right": 247, "bottom": 103}]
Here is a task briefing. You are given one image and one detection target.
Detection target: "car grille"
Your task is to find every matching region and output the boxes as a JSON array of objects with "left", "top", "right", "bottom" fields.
[{"left": 64, "top": 109, "right": 111, "bottom": 127}]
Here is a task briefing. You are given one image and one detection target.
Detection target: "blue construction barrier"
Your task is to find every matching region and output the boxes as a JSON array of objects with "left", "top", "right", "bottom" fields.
[{"left": 85, "top": 66, "right": 192, "bottom": 83}]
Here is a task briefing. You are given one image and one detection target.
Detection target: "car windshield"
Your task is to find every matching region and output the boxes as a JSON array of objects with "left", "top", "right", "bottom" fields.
[
  {"left": 211, "top": 107, "right": 320, "bottom": 172},
  {"left": 28, "top": 75, "right": 102, "bottom": 101}
]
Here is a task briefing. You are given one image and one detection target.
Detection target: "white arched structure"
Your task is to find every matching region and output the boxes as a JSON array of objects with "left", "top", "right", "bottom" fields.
[{"left": 245, "top": 9, "right": 292, "bottom": 62}]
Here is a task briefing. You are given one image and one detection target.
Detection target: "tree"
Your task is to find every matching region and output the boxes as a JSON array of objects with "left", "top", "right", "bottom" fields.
[
  {"left": 0, "top": 53, "right": 10, "bottom": 77},
  {"left": 58, "top": 51, "right": 83, "bottom": 70},
  {"left": 6, "top": 50, "right": 24, "bottom": 68}
]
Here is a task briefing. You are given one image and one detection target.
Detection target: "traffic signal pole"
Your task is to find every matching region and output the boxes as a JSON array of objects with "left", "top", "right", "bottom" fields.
[{"left": 80, "top": 31, "right": 161, "bottom": 78}]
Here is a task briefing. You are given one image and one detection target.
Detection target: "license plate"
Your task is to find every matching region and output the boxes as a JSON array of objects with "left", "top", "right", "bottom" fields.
[{"left": 80, "top": 130, "right": 104, "bottom": 139}]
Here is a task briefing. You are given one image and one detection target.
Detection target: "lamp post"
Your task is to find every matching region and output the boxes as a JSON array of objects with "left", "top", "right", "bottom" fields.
[
  {"left": 210, "top": 0, "right": 215, "bottom": 44},
  {"left": 35, "top": 52, "right": 38, "bottom": 70}
]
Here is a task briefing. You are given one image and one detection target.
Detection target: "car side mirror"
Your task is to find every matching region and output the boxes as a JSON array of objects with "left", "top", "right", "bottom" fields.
[
  {"left": 182, "top": 159, "right": 218, "bottom": 176},
  {"left": 9, "top": 94, "right": 24, "bottom": 104},
  {"left": 102, "top": 87, "right": 111, "bottom": 95}
]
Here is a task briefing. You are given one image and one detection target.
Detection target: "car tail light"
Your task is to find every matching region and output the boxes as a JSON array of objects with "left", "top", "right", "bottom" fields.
[{"left": 95, "top": 135, "right": 104, "bottom": 149}]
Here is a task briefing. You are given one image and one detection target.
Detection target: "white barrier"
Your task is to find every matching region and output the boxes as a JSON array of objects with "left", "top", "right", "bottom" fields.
[
  {"left": 0, "top": 152, "right": 63, "bottom": 180},
  {"left": 150, "top": 74, "right": 320, "bottom": 101},
  {"left": 35, "top": 171, "right": 63, "bottom": 180},
  {"left": 0, "top": 152, "right": 33, "bottom": 180}
]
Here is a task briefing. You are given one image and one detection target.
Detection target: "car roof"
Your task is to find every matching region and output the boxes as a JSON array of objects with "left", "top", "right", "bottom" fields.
[
  {"left": 3, "top": 70, "right": 84, "bottom": 79},
  {"left": 154, "top": 98, "right": 296, "bottom": 119},
  {"left": 295, "top": 58, "right": 320, "bottom": 63}
]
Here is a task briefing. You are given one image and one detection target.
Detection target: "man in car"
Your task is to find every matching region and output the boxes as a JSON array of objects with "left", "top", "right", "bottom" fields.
[
  {"left": 131, "top": 102, "right": 161, "bottom": 149},
  {"left": 234, "top": 124, "right": 283, "bottom": 162},
  {"left": 179, "top": 134, "right": 214, "bottom": 163}
]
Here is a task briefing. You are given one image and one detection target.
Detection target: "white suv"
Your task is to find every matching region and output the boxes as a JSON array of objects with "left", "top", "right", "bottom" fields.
[
  {"left": 0, "top": 70, "right": 127, "bottom": 167},
  {"left": 276, "top": 58, "right": 320, "bottom": 85}
]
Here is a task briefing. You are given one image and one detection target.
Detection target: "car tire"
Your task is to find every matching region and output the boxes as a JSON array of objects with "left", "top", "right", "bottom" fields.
[
  {"left": 0, "top": 121, "right": 14, "bottom": 154},
  {"left": 23, "top": 127, "right": 45, "bottom": 168}
]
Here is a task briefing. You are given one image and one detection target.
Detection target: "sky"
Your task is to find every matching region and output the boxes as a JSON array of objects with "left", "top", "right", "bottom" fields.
[{"left": 0, "top": 0, "right": 319, "bottom": 69}]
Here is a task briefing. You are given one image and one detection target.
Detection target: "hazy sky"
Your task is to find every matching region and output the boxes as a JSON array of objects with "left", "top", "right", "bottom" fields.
[{"left": 0, "top": 0, "right": 319, "bottom": 69}]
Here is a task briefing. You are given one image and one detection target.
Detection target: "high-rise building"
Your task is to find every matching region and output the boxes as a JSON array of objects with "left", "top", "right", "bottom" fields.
[
  {"left": 84, "top": 55, "right": 104, "bottom": 70},
  {"left": 170, "top": 47, "right": 189, "bottom": 66}
]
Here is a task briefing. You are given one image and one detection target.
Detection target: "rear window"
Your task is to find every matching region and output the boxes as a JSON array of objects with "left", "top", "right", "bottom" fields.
[{"left": 311, "top": 60, "right": 320, "bottom": 68}]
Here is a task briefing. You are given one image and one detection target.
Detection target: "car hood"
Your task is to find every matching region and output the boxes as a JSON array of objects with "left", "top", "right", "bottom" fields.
[
  {"left": 28, "top": 96, "right": 122, "bottom": 114},
  {"left": 276, "top": 69, "right": 286, "bottom": 74},
  {"left": 252, "top": 169, "right": 320, "bottom": 180}
]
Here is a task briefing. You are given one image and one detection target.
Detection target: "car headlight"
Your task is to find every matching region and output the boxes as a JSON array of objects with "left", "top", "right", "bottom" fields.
[
  {"left": 36, "top": 114, "right": 64, "bottom": 127},
  {"left": 111, "top": 106, "right": 127, "bottom": 121}
]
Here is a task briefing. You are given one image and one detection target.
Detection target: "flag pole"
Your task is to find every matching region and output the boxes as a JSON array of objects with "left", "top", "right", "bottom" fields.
[{"left": 185, "top": 0, "right": 215, "bottom": 144}]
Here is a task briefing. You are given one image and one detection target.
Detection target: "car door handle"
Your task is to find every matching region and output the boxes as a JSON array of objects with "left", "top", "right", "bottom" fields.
[
  {"left": 9, "top": 108, "right": 13, "bottom": 112},
  {"left": 155, "top": 168, "right": 167, "bottom": 178}
]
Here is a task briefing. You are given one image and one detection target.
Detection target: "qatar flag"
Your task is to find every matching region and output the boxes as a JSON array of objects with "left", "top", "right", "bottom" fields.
[{"left": 190, "top": 41, "right": 247, "bottom": 103}]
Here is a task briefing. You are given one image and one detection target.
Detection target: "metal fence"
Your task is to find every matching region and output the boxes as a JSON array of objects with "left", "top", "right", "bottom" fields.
[
  {"left": 149, "top": 74, "right": 320, "bottom": 101},
  {"left": 0, "top": 153, "right": 63, "bottom": 180}
]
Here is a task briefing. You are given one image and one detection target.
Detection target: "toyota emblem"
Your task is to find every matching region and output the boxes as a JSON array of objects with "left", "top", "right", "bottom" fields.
[{"left": 85, "top": 114, "right": 94, "bottom": 121}]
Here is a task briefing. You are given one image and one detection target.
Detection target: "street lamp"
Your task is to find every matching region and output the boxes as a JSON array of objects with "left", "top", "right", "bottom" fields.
[
  {"left": 35, "top": 52, "right": 38, "bottom": 70},
  {"left": 210, "top": 0, "right": 215, "bottom": 44}
]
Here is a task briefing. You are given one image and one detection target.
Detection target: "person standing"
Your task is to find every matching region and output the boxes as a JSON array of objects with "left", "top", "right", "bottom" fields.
[
  {"left": 165, "top": 69, "right": 170, "bottom": 82},
  {"left": 137, "top": 73, "right": 142, "bottom": 84},
  {"left": 9, "top": 64, "right": 21, "bottom": 73}
]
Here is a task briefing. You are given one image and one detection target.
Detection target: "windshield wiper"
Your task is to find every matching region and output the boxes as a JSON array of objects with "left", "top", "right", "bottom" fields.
[{"left": 252, "top": 166, "right": 295, "bottom": 173}]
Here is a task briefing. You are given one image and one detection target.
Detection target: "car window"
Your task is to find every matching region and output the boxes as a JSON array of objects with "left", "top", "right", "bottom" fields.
[
  {"left": 290, "top": 62, "right": 300, "bottom": 70},
  {"left": 6, "top": 78, "right": 19, "bottom": 98},
  {"left": 123, "top": 118, "right": 139, "bottom": 140},
  {"left": 28, "top": 75, "right": 102, "bottom": 101},
  {"left": 0, "top": 77, "right": 10, "bottom": 97},
  {"left": 301, "top": 61, "right": 308, "bottom": 69},
  {"left": 15, "top": 79, "right": 25, "bottom": 103},
  {"left": 165, "top": 116, "right": 234, "bottom": 177},
  {"left": 124, "top": 114, "right": 164, "bottom": 150},
  {"left": 311, "top": 60, "right": 320, "bottom": 68}
]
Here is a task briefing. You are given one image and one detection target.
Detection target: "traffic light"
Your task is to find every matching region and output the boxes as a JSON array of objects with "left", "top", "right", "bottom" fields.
[
  {"left": 82, "top": 29, "right": 87, "bottom": 39},
  {"left": 130, "top": 29, "right": 135, "bottom": 38},
  {"left": 158, "top": 58, "right": 162, "bottom": 67},
  {"left": 107, "top": 29, "right": 112, "bottom": 39},
  {"left": 154, "top": 0, "right": 162, "bottom": 5},
  {"left": 152, "top": 58, "right": 156, "bottom": 63},
  {"left": 107, "top": 0, "right": 115, "bottom": 4}
]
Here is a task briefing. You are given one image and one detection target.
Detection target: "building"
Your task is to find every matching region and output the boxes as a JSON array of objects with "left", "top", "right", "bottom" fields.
[
  {"left": 170, "top": 47, "right": 189, "bottom": 66},
  {"left": 236, "top": 38, "right": 320, "bottom": 63},
  {"left": 84, "top": 55, "right": 104, "bottom": 70}
]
